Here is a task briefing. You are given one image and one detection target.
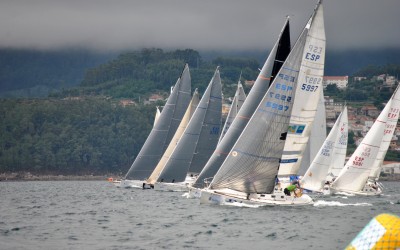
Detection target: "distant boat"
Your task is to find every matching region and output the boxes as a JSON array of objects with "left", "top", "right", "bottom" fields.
[
  {"left": 300, "top": 106, "right": 348, "bottom": 193},
  {"left": 199, "top": 1, "right": 325, "bottom": 206},
  {"left": 331, "top": 86, "right": 400, "bottom": 195},
  {"left": 149, "top": 67, "right": 222, "bottom": 191},
  {"left": 218, "top": 76, "right": 246, "bottom": 143},
  {"left": 120, "top": 64, "right": 191, "bottom": 188},
  {"left": 191, "top": 16, "right": 291, "bottom": 192}
]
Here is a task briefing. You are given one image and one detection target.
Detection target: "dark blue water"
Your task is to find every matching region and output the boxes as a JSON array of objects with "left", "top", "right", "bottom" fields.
[{"left": 1, "top": 181, "right": 399, "bottom": 250}]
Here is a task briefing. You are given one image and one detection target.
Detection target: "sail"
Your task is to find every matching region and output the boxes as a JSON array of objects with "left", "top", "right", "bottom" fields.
[
  {"left": 301, "top": 107, "right": 348, "bottom": 192},
  {"left": 156, "top": 68, "right": 222, "bottom": 183},
  {"left": 125, "top": 64, "right": 191, "bottom": 180},
  {"left": 209, "top": 2, "right": 327, "bottom": 194},
  {"left": 147, "top": 90, "right": 199, "bottom": 184},
  {"left": 369, "top": 85, "right": 400, "bottom": 179},
  {"left": 278, "top": 2, "right": 326, "bottom": 177},
  {"left": 298, "top": 89, "right": 327, "bottom": 175},
  {"left": 328, "top": 106, "right": 349, "bottom": 177},
  {"left": 331, "top": 104, "right": 389, "bottom": 192},
  {"left": 153, "top": 106, "right": 161, "bottom": 127},
  {"left": 219, "top": 81, "right": 246, "bottom": 143},
  {"left": 192, "top": 17, "right": 291, "bottom": 188}
]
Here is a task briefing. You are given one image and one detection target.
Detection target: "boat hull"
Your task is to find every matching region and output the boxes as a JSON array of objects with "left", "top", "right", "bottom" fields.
[
  {"left": 331, "top": 184, "right": 382, "bottom": 196},
  {"left": 153, "top": 182, "right": 189, "bottom": 192},
  {"left": 186, "top": 187, "right": 202, "bottom": 199},
  {"left": 200, "top": 189, "right": 313, "bottom": 207},
  {"left": 119, "top": 179, "right": 145, "bottom": 189}
]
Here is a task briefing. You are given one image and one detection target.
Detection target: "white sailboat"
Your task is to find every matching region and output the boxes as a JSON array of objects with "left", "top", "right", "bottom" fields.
[
  {"left": 153, "top": 106, "right": 161, "bottom": 127},
  {"left": 368, "top": 85, "right": 400, "bottom": 182},
  {"left": 200, "top": 1, "right": 325, "bottom": 207},
  {"left": 330, "top": 90, "right": 400, "bottom": 195},
  {"left": 218, "top": 77, "right": 246, "bottom": 143},
  {"left": 120, "top": 64, "right": 191, "bottom": 188},
  {"left": 300, "top": 106, "right": 348, "bottom": 193},
  {"left": 150, "top": 67, "right": 222, "bottom": 191}
]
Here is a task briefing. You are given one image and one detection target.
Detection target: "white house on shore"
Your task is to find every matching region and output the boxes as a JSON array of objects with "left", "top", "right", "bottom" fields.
[{"left": 323, "top": 76, "right": 349, "bottom": 89}]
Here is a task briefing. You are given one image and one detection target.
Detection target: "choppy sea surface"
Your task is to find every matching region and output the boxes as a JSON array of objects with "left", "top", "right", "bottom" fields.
[{"left": 0, "top": 181, "right": 399, "bottom": 250}]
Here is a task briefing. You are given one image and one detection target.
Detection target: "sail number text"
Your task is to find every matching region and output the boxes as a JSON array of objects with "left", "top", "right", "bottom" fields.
[
  {"left": 305, "top": 45, "right": 323, "bottom": 61},
  {"left": 301, "top": 76, "right": 322, "bottom": 92}
]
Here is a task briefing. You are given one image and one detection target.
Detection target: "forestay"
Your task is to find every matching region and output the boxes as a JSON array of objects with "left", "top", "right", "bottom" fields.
[
  {"left": 192, "top": 18, "right": 291, "bottom": 188},
  {"left": 125, "top": 64, "right": 191, "bottom": 180},
  {"left": 278, "top": 4, "right": 326, "bottom": 177},
  {"left": 157, "top": 68, "right": 222, "bottom": 183}
]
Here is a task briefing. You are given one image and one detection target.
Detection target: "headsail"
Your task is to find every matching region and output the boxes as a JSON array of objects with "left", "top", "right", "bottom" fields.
[
  {"left": 156, "top": 68, "right": 222, "bottom": 183},
  {"left": 193, "top": 17, "right": 291, "bottom": 188},
  {"left": 125, "top": 64, "right": 191, "bottom": 180},
  {"left": 369, "top": 85, "right": 400, "bottom": 180},
  {"left": 147, "top": 90, "right": 199, "bottom": 184},
  {"left": 278, "top": 2, "right": 326, "bottom": 177},
  {"left": 331, "top": 104, "right": 389, "bottom": 192},
  {"left": 301, "top": 106, "right": 348, "bottom": 192},
  {"left": 219, "top": 79, "right": 246, "bottom": 143}
]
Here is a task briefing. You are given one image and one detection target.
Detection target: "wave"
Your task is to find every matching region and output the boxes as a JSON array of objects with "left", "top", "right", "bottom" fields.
[{"left": 314, "top": 200, "right": 372, "bottom": 207}]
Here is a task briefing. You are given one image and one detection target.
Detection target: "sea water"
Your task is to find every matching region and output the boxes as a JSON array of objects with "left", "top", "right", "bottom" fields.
[{"left": 0, "top": 181, "right": 399, "bottom": 250}]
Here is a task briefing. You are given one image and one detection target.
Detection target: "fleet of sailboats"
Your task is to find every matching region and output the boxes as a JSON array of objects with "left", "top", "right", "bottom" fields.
[{"left": 115, "top": 0, "right": 398, "bottom": 206}]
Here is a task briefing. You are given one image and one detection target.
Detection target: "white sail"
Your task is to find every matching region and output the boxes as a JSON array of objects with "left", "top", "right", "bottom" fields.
[
  {"left": 125, "top": 64, "right": 191, "bottom": 181},
  {"left": 147, "top": 90, "right": 200, "bottom": 184},
  {"left": 301, "top": 106, "right": 348, "bottom": 192},
  {"left": 153, "top": 106, "right": 161, "bottom": 127},
  {"left": 328, "top": 106, "right": 349, "bottom": 178},
  {"left": 219, "top": 81, "right": 246, "bottom": 143},
  {"left": 331, "top": 105, "right": 389, "bottom": 193},
  {"left": 298, "top": 88, "right": 327, "bottom": 175},
  {"left": 156, "top": 68, "right": 222, "bottom": 183},
  {"left": 278, "top": 3, "right": 326, "bottom": 177},
  {"left": 209, "top": 2, "right": 325, "bottom": 194},
  {"left": 369, "top": 85, "right": 400, "bottom": 179}
]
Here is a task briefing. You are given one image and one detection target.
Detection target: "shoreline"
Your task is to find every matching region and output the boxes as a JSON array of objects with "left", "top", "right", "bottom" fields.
[{"left": 0, "top": 172, "right": 121, "bottom": 181}]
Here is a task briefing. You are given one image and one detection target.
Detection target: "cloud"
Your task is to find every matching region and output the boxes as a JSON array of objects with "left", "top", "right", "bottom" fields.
[{"left": 0, "top": 0, "right": 399, "bottom": 51}]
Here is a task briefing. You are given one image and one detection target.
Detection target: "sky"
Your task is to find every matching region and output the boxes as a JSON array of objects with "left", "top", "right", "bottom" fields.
[{"left": 0, "top": 0, "right": 399, "bottom": 52}]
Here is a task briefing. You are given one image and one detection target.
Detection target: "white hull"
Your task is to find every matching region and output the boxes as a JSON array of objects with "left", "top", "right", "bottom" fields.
[
  {"left": 119, "top": 179, "right": 145, "bottom": 189},
  {"left": 186, "top": 187, "right": 202, "bottom": 199},
  {"left": 153, "top": 182, "right": 189, "bottom": 192},
  {"left": 331, "top": 186, "right": 382, "bottom": 196},
  {"left": 200, "top": 188, "right": 313, "bottom": 207}
]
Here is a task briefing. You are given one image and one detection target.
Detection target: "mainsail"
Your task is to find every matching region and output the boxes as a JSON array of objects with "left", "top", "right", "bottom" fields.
[
  {"left": 331, "top": 103, "right": 390, "bottom": 192},
  {"left": 278, "top": 2, "right": 326, "bottom": 177},
  {"left": 193, "top": 17, "right": 291, "bottom": 188},
  {"left": 209, "top": 3, "right": 325, "bottom": 194},
  {"left": 369, "top": 85, "right": 400, "bottom": 179},
  {"left": 156, "top": 68, "right": 222, "bottom": 183},
  {"left": 298, "top": 89, "right": 326, "bottom": 175},
  {"left": 219, "top": 80, "right": 246, "bottom": 143},
  {"left": 301, "top": 106, "right": 348, "bottom": 192},
  {"left": 147, "top": 90, "right": 200, "bottom": 184},
  {"left": 125, "top": 64, "right": 191, "bottom": 180}
]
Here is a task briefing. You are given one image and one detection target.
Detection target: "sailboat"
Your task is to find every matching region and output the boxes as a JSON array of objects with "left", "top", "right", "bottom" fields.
[
  {"left": 331, "top": 85, "right": 400, "bottom": 195},
  {"left": 300, "top": 106, "right": 348, "bottom": 194},
  {"left": 191, "top": 16, "right": 291, "bottom": 195},
  {"left": 368, "top": 85, "right": 400, "bottom": 182},
  {"left": 145, "top": 89, "right": 200, "bottom": 189},
  {"left": 120, "top": 64, "right": 191, "bottom": 188},
  {"left": 218, "top": 77, "right": 246, "bottom": 143},
  {"left": 149, "top": 67, "right": 222, "bottom": 191},
  {"left": 200, "top": 1, "right": 325, "bottom": 206}
]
